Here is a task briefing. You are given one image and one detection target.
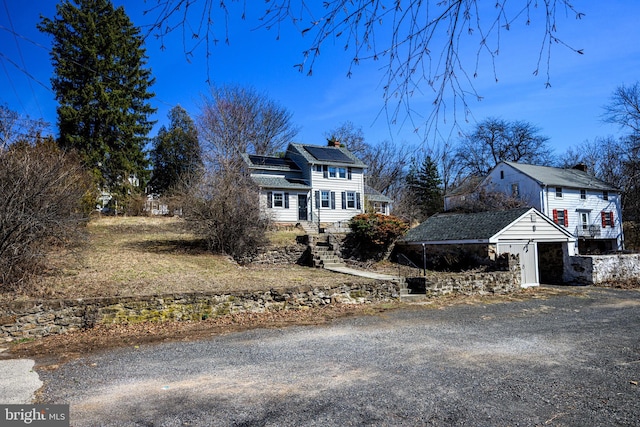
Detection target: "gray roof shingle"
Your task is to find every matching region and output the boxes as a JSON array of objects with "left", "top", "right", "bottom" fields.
[
  {"left": 399, "top": 207, "right": 532, "bottom": 243},
  {"left": 251, "top": 176, "right": 311, "bottom": 190},
  {"left": 503, "top": 161, "right": 617, "bottom": 191}
]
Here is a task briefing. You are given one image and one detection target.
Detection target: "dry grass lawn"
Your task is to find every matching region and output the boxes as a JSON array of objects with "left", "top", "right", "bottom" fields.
[{"left": 10, "top": 216, "right": 373, "bottom": 302}]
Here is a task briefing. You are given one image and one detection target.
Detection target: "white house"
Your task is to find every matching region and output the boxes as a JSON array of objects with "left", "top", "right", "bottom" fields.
[
  {"left": 452, "top": 161, "right": 624, "bottom": 253},
  {"left": 242, "top": 140, "right": 369, "bottom": 226}
]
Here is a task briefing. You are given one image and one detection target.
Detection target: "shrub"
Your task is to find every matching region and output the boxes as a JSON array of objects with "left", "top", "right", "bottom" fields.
[
  {"left": 0, "top": 141, "right": 92, "bottom": 289},
  {"left": 345, "top": 213, "right": 409, "bottom": 260},
  {"left": 181, "top": 169, "right": 269, "bottom": 261}
]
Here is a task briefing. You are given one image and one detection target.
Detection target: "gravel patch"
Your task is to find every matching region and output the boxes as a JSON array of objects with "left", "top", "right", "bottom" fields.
[{"left": 38, "top": 287, "right": 640, "bottom": 426}]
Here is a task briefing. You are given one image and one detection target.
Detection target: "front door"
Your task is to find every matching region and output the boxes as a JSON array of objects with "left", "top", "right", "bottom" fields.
[{"left": 298, "top": 195, "right": 308, "bottom": 221}]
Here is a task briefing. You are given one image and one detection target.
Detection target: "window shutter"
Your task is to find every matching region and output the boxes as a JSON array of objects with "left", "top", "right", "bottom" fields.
[
  {"left": 331, "top": 192, "right": 336, "bottom": 209},
  {"left": 347, "top": 167, "right": 352, "bottom": 180},
  {"left": 323, "top": 165, "right": 328, "bottom": 179},
  {"left": 267, "top": 192, "right": 273, "bottom": 208},
  {"left": 341, "top": 192, "right": 346, "bottom": 209},
  {"left": 356, "top": 192, "right": 361, "bottom": 210},
  {"left": 552, "top": 209, "right": 558, "bottom": 224},
  {"left": 284, "top": 192, "right": 289, "bottom": 209},
  {"left": 601, "top": 211, "right": 607, "bottom": 228},
  {"left": 563, "top": 209, "right": 568, "bottom": 227},
  {"left": 315, "top": 191, "right": 320, "bottom": 209},
  {"left": 609, "top": 211, "right": 615, "bottom": 227}
]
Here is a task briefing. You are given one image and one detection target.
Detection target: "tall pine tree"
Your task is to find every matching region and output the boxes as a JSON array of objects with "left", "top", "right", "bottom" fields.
[
  {"left": 38, "top": 0, "right": 156, "bottom": 198},
  {"left": 405, "top": 155, "right": 443, "bottom": 221},
  {"left": 150, "top": 105, "right": 202, "bottom": 195}
]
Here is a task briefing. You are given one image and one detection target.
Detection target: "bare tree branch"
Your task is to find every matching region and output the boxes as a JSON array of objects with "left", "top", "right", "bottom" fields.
[{"left": 144, "top": 1, "right": 584, "bottom": 137}]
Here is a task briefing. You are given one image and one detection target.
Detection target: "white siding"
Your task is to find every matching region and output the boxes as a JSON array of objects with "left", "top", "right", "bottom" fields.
[
  {"left": 260, "top": 190, "right": 309, "bottom": 223},
  {"left": 309, "top": 167, "right": 365, "bottom": 224},
  {"left": 486, "top": 163, "right": 623, "bottom": 250},
  {"left": 485, "top": 165, "right": 543, "bottom": 210},
  {"left": 544, "top": 186, "right": 622, "bottom": 243},
  {"left": 496, "top": 211, "right": 574, "bottom": 242}
]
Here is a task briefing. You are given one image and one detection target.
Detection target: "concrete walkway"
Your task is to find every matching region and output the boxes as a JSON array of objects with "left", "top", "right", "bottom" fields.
[
  {"left": 0, "top": 357, "right": 42, "bottom": 403},
  {"left": 323, "top": 265, "right": 402, "bottom": 282}
]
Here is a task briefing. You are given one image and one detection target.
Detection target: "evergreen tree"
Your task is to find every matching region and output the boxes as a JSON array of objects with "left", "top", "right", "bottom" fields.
[
  {"left": 405, "top": 155, "right": 443, "bottom": 221},
  {"left": 38, "top": 0, "right": 156, "bottom": 197},
  {"left": 150, "top": 105, "right": 202, "bottom": 195}
]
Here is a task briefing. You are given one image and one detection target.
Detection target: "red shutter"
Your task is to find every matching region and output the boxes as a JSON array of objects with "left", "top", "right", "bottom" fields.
[
  {"left": 601, "top": 211, "right": 607, "bottom": 228},
  {"left": 552, "top": 209, "right": 558, "bottom": 224},
  {"left": 609, "top": 211, "right": 615, "bottom": 227},
  {"left": 563, "top": 209, "right": 569, "bottom": 227}
]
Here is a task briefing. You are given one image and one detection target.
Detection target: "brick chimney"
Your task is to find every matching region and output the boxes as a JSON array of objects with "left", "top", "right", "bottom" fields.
[
  {"left": 572, "top": 163, "right": 588, "bottom": 173},
  {"left": 327, "top": 138, "right": 341, "bottom": 147}
]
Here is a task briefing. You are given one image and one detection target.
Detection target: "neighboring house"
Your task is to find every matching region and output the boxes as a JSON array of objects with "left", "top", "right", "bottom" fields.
[
  {"left": 97, "top": 173, "right": 141, "bottom": 212},
  {"left": 443, "top": 175, "right": 484, "bottom": 211},
  {"left": 397, "top": 207, "right": 577, "bottom": 286},
  {"left": 446, "top": 161, "right": 624, "bottom": 253},
  {"left": 242, "top": 140, "right": 369, "bottom": 226},
  {"left": 365, "top": 184, "right": 393, "bottom": 215}
]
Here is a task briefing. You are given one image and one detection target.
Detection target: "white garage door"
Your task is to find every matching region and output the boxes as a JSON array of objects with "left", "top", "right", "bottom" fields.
[{"left": 499, "top": 242, "right": 538, "bottom": 287}]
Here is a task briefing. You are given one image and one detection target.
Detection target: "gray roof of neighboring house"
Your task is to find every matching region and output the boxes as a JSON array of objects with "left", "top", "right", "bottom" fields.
[
  {"left": 445, "top": 175, "right": 484, "bottom": 197},
  {"left": 399, "top": 207, "right": 532, "bottom": 243},
  {"left": 502, "top": 161, "right": 617, "bottom": 191},
  {"left": 364, "top": 185, "right": 393, "bottom": 203},
  {"left": 251, "top": 175, "right": 311, "bottom": 190},
  {"left": 288, "top": 143, "right": 367, "bottom": 168}
]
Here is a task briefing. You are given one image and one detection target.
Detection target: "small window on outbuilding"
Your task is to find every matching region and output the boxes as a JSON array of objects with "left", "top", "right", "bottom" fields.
[
  {"left": 580, "top": 189, "right": 586, "bottom": 199},
  {"left": 603, "top": 191, "right": 609, "bottom": 201}
]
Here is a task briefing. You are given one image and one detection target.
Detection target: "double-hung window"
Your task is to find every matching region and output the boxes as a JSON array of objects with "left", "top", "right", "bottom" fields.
[
  {"left": 273, "top": 192, "right": 284, "bottom": 208},
  {"left": 553, "top": 209, "right": 568, "bottom": 227},
  {"left": 346, "top": 191, "right": 355, "bottom": 208},
  {"left": 555, "top": 187, "right": 563, "bottom": 198},
  {"left": 601, "top": 211, "right": 614, "bottom": 228},
  {"left": 511, "top": 183, "right": 520, "bottom": 198},
  {"left": 321, "top": 190, "right": 330, "bottom": 208},
  {"left": 328, "top": 167, "right": 337, "bottom": 178}
]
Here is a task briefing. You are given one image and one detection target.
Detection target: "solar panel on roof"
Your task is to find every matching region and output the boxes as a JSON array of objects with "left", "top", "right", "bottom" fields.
[
  {"left": 304, "top": 146, "right": 355, "bottom": 164},
  {"left": 248, "top": 155, "right": 299, "bottom": 169}
]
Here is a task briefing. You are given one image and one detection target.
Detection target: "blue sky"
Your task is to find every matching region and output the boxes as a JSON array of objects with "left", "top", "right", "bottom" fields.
[{"left": 1, "top": 1, "right": 639, "bottom": 157}]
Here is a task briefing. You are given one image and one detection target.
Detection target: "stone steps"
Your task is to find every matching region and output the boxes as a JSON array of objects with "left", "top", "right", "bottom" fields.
[{"left": 312, "top": 242, "right": 346, "bottom": 269}]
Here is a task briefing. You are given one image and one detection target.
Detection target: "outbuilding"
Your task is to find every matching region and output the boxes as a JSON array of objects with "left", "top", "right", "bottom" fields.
[{"left": 396, "top": 207, "right": 577, "bottom": 286}]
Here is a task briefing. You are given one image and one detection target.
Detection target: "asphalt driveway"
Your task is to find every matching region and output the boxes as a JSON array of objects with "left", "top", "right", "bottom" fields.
[{"left": 38, "top": 286, "right": 640, "bottom": 426}]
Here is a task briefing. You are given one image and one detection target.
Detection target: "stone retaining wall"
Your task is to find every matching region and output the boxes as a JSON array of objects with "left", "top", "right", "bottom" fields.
[
  {"left": 565, "top": 254, "right": 640, "bottom": 285},
  {"left": 245, "top": 244, "right": 310, "bottom": 265},
  {"left": 0, "top": 282, "right": 399, "bottom": 342},
  {"left": 406, "top": 254, "right": 521, "bottom": 297}
]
